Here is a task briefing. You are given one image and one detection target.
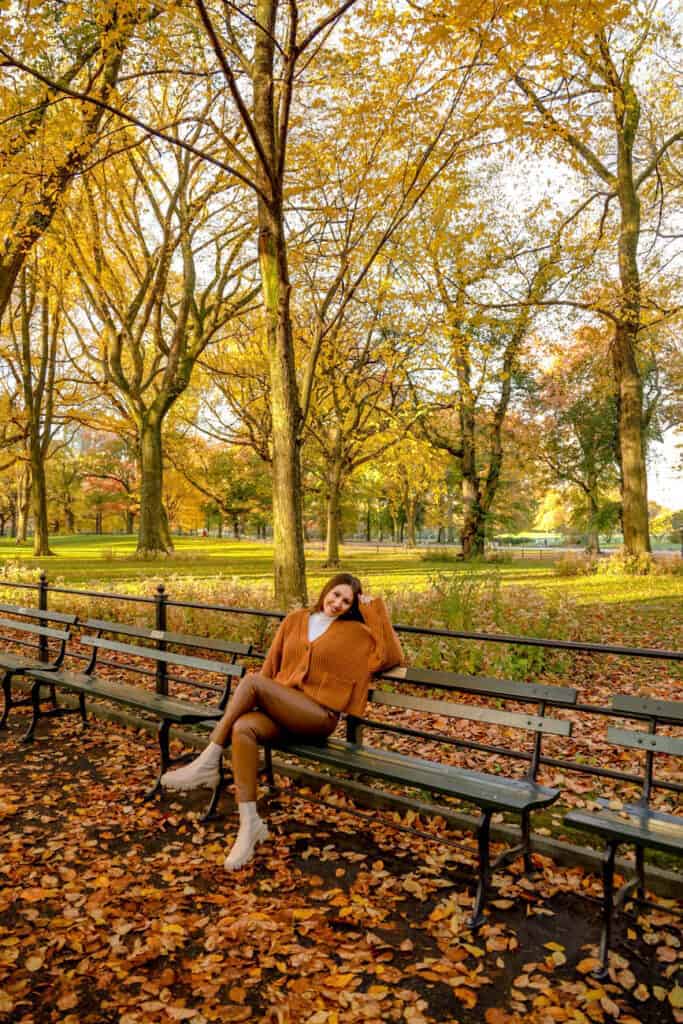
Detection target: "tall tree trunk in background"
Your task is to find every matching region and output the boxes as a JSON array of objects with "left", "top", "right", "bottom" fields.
[
  {"left": 609, "top": 42, "right": 650, "bottom": 554},
  {"left": 16, "top": 467, "right": 30, "bottom": 542},
  {"left": 137, "top": 417, "right": 173, "bottom": 555},
  {"left": 585, "top": 489, "right": 601, "bottom": 554},
  {"left": 324, "top": 441, "right": 344, "bottom": 567},
  {"left": 30, "top": 442, "right": 52, "bottom": 556},
  {"left": 252, "top": 0, "right": 307, "bottom": 605}
]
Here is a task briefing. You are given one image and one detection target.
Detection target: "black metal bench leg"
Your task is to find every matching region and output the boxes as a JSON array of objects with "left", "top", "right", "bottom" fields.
[
  {"left": 521, "top": 809, "right": 533, "bottom": 873},
  {"left": 79, "top": 693, "right": 87, "bottom": 727},
  {"left": 50, "top": 684, "right": 58, "bottom": 709},
  {"left": 201, "top": 760, "right": 226, "bottom": 822},
  {"left": 635, "top": 846, "right": 645, "bottom": 903},
  {"left": 0, "top": 672, "right": 11, "bottom": 730},
  {"left": 263, "top": 745, "right": 276, "bottom": 792},
  {"left": 595, "top": 841, "right": 618, "bottom": 980},
  {"left": 21, "top": 683, "right": 42, "bottom": 744},
  {"left": 469, "top": 810, "right": 492, "bottom": 930},
  {"left": 145, "top": 720, "right": 171, "bottom": 799}
]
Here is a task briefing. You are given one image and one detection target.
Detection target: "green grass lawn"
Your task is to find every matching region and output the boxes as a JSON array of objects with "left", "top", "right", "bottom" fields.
[{"left": 1, "top": 534, "right": 681, "bottom": 610}]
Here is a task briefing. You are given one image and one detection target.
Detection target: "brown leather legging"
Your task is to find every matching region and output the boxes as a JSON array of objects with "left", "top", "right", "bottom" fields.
[{"left": 210, "top": 673, "right": 339, "bottom": 801}]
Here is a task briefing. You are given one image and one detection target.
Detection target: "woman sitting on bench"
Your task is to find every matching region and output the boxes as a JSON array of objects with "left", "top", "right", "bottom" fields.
[{"left": 162, "top": 573, "right": 403, "bottom": 870}]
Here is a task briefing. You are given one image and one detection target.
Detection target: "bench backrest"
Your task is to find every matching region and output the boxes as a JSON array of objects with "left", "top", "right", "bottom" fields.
[
  {"left": 355, "top": 666, "right": 577, "bottom": 782},
  {"left": 76, "top": 619, "right": 250, "bottom": 708},
  {"left": 381, "top": 666, "right": 578, "bottom": 705},
  {"left": 80, "top": 619, "right": 252, "bottom": 661},
  {"left": 608, "top": 694, "right": 683, "bottom": 802},
  {"left": 0, "top": 605, "right": 76, "bottom": 665}
]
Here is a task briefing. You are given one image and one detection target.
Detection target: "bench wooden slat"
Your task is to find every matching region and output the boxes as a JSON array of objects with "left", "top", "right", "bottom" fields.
[
  {"left": 566, "top": 806, "right": 683, "bottom": 856},
  {"left": 381, "top": 666, "right": 577, "bottom": 705},
  {"left": 0, "top": 604, "right": 77, "bottom": 625},
  {"left": 278, "top": 738, "right": 560, "bottom": 812},
  {"left": 606, "top": 726, "right": 683, "bottom": 757},
  {"left": 0, "top": 617, "right": 70, "bottom": 641},
  {"left": 81, "top": 619, "right": 252, "bottom": 656},
  {"left": 79, "top": 636, "right": 243, "bottom": 677},
  {"left": 28, "top": 667, "right": 224, "bottom": 723},
  {"left": 369, "top": 688, "right": 572, "bottom": 735},
  {"left": 611, "top": 694, "right": 683, "bottom": 724}
]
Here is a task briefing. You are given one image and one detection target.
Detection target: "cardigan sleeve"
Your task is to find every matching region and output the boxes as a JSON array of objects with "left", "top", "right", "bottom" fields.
[
  {"left": 261, "top": 616, "right": 289, "bottom": 679},
  {"left": 359, "top": 597, "right": 404, "bottom": 674}
]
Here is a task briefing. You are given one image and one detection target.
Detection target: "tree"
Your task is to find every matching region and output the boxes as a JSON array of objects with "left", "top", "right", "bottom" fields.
[
  {"left": 528, "top": 333, "right": 620, "bottom": 553},
  {"left": 478, "top": 0, "right": 683, "bottom": 553},
  {"left": 0, "top": 1, "right": 151, "bottom": 318},
  {"left": 65, "top": 128, "right": 256, "bottom": 555}
]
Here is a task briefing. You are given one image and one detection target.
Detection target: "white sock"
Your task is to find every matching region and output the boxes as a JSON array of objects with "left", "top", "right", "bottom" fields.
[{"left": 224, "top": 802, "right": 269, "bottom": 870}]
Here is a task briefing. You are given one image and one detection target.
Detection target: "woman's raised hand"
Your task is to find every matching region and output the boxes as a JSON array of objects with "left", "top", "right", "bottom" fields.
[{"left": 358, "top": 593, "right": 373, "bottom": 605}]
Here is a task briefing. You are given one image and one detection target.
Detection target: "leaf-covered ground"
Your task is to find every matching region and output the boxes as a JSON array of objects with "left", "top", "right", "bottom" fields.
[{"left": 0, "top": 714, "right": 681, "bottom": 1024}]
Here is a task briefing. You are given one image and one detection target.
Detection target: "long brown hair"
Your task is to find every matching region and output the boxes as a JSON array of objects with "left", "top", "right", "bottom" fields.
[{"left": 312, "top": 573, "right": 363, "bottom": 621}]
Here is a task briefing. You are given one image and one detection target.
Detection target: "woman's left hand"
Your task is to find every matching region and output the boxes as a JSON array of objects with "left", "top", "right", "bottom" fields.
[{"left": 358, "top": 593, "right": 373, "bottom": 605}]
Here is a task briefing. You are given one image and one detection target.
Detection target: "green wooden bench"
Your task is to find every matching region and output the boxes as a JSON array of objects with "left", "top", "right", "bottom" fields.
[
  {"left": 265, "top": 665, "right": 578, "bottom": 928},
  {"left": 24, "top": 618, "right": 251, "bottom": 803},
  {"left": 564, "top": 694, "right": 683, "bottom": 977},
  {"left": 0, "top": 604, "right": 77, "bottom": 729}
]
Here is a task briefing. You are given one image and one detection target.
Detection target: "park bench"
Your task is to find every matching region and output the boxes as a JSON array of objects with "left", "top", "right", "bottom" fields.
[
  {"left": 564, "top": 693, "right": 683, "bottom": 977},
  {"left": 263, "top": 665, "right": 578, "bottom": 928},
  {"left": 22, "top": 618, "right": 252, "bottom": 800},
  {"left": 0, "top": 603, "right": 78, "bottom": 730}
]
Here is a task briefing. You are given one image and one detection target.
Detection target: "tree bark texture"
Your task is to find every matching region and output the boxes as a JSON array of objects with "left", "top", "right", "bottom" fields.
[
  {"left": 137, "top": 418, "right": 173, "bottom": 556},
  {"left": 253, "top": 0, "right": 307, "bottom": 605}
]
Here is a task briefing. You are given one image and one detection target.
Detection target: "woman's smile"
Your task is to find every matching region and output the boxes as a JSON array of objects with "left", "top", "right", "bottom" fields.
[{"left": 322, "top": 584, "right": 354, "bottom": 617}]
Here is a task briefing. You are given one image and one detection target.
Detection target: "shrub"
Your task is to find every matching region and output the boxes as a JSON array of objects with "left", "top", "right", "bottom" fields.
[
  {"left": 596, "top": 548, "right": 655, "bottom": 576},
  {"left": 419, "top": 547, "right": 462, "bottom": 562},
  {"left": 555, "top": 553, "right": 598, "bottom": 577}
]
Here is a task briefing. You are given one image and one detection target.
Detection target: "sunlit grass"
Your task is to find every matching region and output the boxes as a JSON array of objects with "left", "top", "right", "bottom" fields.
[{"left": 0, "top": 534, "right": 680, "bottom": 610}]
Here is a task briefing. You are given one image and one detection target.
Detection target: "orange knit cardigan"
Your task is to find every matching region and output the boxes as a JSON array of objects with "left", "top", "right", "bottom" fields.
[{"left": 260, "top": 598, "right": 403, "bottom": 715}]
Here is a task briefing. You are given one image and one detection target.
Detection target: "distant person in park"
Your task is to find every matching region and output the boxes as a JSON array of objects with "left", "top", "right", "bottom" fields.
[{"left": 161, "top": 573, "right": 403, "bottom": 870}]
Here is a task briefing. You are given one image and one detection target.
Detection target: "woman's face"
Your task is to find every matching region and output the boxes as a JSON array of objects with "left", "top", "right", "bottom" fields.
[{"left": 322, "top": 583, "right": 355, "bottom": 618}]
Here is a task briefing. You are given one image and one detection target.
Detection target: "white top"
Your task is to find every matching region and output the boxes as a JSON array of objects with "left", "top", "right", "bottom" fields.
[{"left": 308, "top": 611, "right": 335, "bottom": 643}]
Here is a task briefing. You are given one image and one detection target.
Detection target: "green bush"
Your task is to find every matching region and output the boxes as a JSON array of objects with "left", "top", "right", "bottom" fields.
[{"left": 555, "top": 553, "right": 598, "bottom": 577}]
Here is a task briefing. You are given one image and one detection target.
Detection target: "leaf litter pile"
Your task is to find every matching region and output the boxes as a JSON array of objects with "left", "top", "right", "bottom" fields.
[{"left": 0, "top": 711, "right": 681, "bottom": 1024}]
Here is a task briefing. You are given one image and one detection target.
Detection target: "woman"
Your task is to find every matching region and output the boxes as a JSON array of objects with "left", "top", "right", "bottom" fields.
[{"left": 161, "top": 574, "right": 403, "bottom": 870}]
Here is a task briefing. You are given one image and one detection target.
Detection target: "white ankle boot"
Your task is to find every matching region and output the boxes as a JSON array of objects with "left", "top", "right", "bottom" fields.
[
  {"left": 161, "top": 742, "right": 223, "bottom": 791},
  {"left": 224, "top": 802, "right": 269, "bottom": 870}
]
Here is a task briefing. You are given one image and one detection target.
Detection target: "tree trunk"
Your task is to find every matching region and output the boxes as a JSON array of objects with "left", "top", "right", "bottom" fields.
[
  {"left": 405, "top": 498, "right": 417, "bottom": 547},
  {"left": 30, "top": 443, "right": 54, "bottom": 556},
  {"left": 137, "top": 417, "right": 173, "bottom": 556},
  {"left": 65, "top": 507, "right": 75, "bottom": 533},
  {"left": 253, "top": 0, "right": 307, "bottom": 606},
  {"left": 324, "top": 455, "right": 343, "bottom": 568},
  {"left": 233, "top": 514, "right": 240, "bottom": 538},
  {"left": 459, "top": 394, "right": 486, "bottom": 558},
  {"left": 95, "top": 510, "right": 102, "bottom": 535},
  {"left": 613, "top": 323, "right": 650, "bottom": 553},
  {"left": 16, "top": 468, "right": 30, "bottom": 542},
  {"left": 612, "top": 69, "right": 650, "bottom": 554}
]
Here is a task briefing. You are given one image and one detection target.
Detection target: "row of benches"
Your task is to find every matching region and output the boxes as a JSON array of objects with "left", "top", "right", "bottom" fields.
[{"left": 0, "top": 601, "right": 681, "bottom": 977}]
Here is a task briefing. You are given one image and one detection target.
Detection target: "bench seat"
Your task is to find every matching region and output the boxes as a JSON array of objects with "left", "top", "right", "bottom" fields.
[
  {"left": 566, "top": 802, "right": 683, "bottom": 856},
  {"left": 278, "top": 738, "right": 560, "bottom": 813},
  {"left": 28, "top": 667, "right": 225, "bottom": 725}
]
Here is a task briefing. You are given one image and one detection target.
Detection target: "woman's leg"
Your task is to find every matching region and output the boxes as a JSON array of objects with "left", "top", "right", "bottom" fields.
[
  {"left": 162, "top": 674, "right": 337, "bottom": 791},
  {"left": 209, "top": 673, "right": 337, "bottom": 747},
  {"left": 224, "top": 701, "right": 336, "bottom": 870}
]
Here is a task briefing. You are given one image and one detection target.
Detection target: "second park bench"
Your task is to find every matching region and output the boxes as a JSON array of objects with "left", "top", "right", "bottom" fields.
[{"left": 265, "top": 665, "right": 578, "bottom": 928}]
